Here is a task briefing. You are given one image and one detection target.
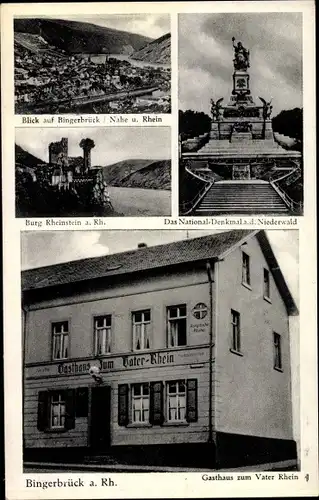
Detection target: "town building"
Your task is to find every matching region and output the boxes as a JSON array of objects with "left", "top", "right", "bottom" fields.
[
  {"left": 14, "top": 40, "right": 171, "bottom": 114},
  {"left": 22, "top": 230, "right": 298, "bottom": 468}
]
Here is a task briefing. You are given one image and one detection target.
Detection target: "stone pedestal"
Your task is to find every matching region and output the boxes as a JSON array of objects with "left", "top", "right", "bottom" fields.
[
  {"left": 231, "top": 131, "right": 253, "bottom": 143},
  {"left": 210, "top": 122, "right": 219, "bottom": 139},
  {"left": 232, "top": 164, "right": 251, "bottom": 180},
  {"left": 264, "top": 120, "right": 273, "bottom": 140},
  {"left": 233, "top": 70, "right": 250, "bottom": 95}
]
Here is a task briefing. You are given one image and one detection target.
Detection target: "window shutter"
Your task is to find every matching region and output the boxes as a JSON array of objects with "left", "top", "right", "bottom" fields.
[
  {"left": 65, "top": 389, "right": 76, "bottom": 430},
  {"left": 186, "top": 379, "right": 198, "bottom": 422},
  {"left": 150, "top": 381, "right": 164, "bottom": 425},
  {"left": 118, "top": 384, "right": 129, "bottom": 426},
  {"left": 37, "top": 391, "right": 49, "bottom": 431}
]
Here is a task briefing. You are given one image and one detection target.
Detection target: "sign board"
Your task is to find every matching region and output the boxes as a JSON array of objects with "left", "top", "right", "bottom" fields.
[{"left": 26, "top": 346, "right": 210, "bottom": 379}]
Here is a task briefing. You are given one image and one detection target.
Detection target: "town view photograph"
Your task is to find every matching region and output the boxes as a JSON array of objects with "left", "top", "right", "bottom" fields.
[
  {"left": 178, "top": 13, "right": 303, "bottom": 217},
  {"left": 14, "top": 14, "right": 171, "bottom": 114},
  {"left": 16, "top": 127, "right": 171, "bottom": 217}
]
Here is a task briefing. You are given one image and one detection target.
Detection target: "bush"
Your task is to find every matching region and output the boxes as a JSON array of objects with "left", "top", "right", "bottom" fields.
[
  {"left": 272, "top": 108, "right": 302, "bottom": 145},
  {"left": 179, "top": 109, "right": 211, "bottom": 141}
]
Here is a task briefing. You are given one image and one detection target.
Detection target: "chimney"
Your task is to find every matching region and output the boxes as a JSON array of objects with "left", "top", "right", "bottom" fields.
[{"left": 138, "top": 243, "right": 147, "bottom": 248}]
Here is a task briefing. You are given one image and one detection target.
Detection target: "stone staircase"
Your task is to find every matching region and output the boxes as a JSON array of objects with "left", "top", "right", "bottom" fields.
[{"left": 194, "top": 181, "right": 291, "bottom": 215}]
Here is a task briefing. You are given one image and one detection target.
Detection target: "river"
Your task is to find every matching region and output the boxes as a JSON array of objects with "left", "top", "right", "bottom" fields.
[
  {"left": 108, "top": 186, "right": 171, "bottom": 216},
  {"left": 85, "top": 53, "right": 170, "bottom": 69}
]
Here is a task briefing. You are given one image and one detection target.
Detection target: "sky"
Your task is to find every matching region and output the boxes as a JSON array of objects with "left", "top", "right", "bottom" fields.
[
  {"left": 33, "top": 14, "right": 170, "bottom": 40},
  {"left": 21, "top": 229, "right": 299, "bottom": 304},
  {"left": 179, "top": 12, "right": 302, "bottom": 117},
  {"left": 16, "top": 127, "right": 171, "bottom": 166}
]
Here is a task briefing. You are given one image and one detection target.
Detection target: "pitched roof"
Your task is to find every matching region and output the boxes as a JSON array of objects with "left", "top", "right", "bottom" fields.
[
  {"left": 21, "top": 229, "right": 253, "bottom": 291},
  {"left": 21, "top": 229, "right": 298, "bottom": 316}
]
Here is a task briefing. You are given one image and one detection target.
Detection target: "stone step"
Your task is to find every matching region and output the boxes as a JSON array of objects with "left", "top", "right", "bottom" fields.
[{"left": 194, "top": 182, "right": 290, "bottom": 215}]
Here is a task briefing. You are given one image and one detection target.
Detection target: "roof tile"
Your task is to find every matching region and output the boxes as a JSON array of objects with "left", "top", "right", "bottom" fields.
[{"left": 22, "top": 229, "right": 253, "bottom": 291}]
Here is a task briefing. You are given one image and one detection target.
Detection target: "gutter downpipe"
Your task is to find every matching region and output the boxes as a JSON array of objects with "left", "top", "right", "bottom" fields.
[{"left": 206, "top": 261, "right": 215, "bottom": 447}]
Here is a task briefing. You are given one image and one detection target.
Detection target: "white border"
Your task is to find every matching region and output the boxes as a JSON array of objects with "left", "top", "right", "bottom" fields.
[{"left": 2, "top": 1, "right": 317, "bottom": 498}]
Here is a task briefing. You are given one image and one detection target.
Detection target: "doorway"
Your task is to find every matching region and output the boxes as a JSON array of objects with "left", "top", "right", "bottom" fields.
[{"left": 90, "top": 385, "right": 111, "bottom": 450}]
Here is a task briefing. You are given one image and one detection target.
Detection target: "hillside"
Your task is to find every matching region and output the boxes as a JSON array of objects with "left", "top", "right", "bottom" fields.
[
  {"left": 15, "top": 144, "right": 45, "bottom": 168},
  {"left": 132, "top": 33, "right": 171, "bottom": 64},
  {"left": 98, "top": 159, "right": 171, "bottom": 190},
  {"left": 98, "top": 160, "right": 156, "bottom": 184},
  {"left": 14, "top": 18, "right": 152, "bottom": 55},
  {"left": 118, "top": 160, "right": 171, "bottom": 190}
]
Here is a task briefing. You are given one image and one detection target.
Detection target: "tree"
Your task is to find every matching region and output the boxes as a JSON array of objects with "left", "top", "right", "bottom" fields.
[
  {"left": 179, "top": 109, "right": 212, "bottom": 140},
  {"left": 272, "top": 108, "right": 303, "bottom": 150}
]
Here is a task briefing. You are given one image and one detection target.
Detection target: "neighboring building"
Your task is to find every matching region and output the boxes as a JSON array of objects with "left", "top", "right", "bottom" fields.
[{"left": 21, "top": 230, "right": 298, "bottom": 468}]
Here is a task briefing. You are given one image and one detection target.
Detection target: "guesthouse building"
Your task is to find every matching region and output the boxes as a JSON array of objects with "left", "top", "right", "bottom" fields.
[{"left": 22, "top": 230, "right": 298, "bottom": 468}]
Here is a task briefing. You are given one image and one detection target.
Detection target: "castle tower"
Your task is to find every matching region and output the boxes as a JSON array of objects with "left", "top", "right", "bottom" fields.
[
  {"left": 79, "top": 138, "right": 95, "bottom": 174},
  {"left": 49, "top": 138, "right": 68, "bottom": 164}
]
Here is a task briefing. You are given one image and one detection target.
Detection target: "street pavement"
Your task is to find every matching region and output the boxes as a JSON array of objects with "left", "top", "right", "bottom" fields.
[{"left": 24, "top": 459, "right": 298, "bottom": 474}]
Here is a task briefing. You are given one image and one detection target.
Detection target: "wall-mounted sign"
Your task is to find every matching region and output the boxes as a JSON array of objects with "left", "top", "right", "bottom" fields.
[
  {"left": 26, "top": 346, "right": 210, "bottom": 379},
  {"left": 192, "top": 303, "right": 208, "bottom": 320}
]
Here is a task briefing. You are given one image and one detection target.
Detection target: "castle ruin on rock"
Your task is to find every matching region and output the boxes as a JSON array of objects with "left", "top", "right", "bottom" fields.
[{"left": 46, "top": 137, "right": 110, "bottom": 212}]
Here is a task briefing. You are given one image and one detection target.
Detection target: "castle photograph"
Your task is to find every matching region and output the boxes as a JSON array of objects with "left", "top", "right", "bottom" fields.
[
  {"left": 14, "top": 14, "right": 171, "bottom": 114},
  {"left": 16, "top": 127, "right": 171, "bottom": 217},
  {"left": 179, "top": 13, "right": 303, "bottom": 216},
  {"left": 21, "top": 229, "right": 299, "bottom": 471}
]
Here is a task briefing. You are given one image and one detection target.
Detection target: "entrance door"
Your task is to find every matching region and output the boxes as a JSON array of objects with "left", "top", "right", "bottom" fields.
[{"left": 90, "top": 385, "right": 111, "bottom": 450}]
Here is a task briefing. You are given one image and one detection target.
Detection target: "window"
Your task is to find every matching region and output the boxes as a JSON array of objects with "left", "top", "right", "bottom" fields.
[
  {"left": 37, "top": 389, "right": 75, "bottom": 432},
  {"left": 118, "top": 380, "right": 198, "bottom": 427},
  {"left": 132, "top": 383, "right": 150, "bottom": 423},
  {"left": 167, "top": 305, "right": 187, "bottom": 347},
  {"left": 52, "top": 321, "right": 69, "bottom": 360},
  {"left": 231, "top": 310, "right": 241, "bottom": 353},
  {"left": 50, "top": 392, "right": 66, "bottom": 429},
  {"left": 242, "top": 252, "right": 251, "bottom": 286},
  {"left": 94, "top": 315, "right": 111, "bottom": 355},
  {"left": 132, "top": 310, "right": 151, "bottom": 350},
  {"left": 167, "top": 380, "right": 186, "bottom": 422},
  {"left": 273, "top": 332, "right": 282, "bottom": 370},
  {"left": 263, "top": 268, "right": 270, "bottom": 299}
]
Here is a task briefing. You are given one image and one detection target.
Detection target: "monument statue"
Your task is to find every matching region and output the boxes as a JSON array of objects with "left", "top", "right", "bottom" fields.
[
  {"left": 232, "top": 37, "right": 250, "bottom": 71},
  {"left": 210, "top": 97, "right": 224, "bottom": 121},
  {"left": 258, "top": 97, "right": 273, "bottom": 120}
]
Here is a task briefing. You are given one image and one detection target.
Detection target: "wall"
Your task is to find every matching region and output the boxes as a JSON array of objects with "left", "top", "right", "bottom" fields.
[
  {"left": 215, "top": 235, "right": 294, "bottom": 440},
  {"left": 25, "top": 268, "right": 211, "bottom": 362},
  {"left": 24, "top": 347, "right": 210, "bottom": 448}
]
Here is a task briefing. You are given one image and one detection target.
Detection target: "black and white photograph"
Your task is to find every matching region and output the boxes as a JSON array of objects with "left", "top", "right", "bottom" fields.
[
  {"left": 14, "top": 15, "right": 171, "bottom": 114},
  {"left": 15, "top": 127, "right": 171, "bottom": 217},
  {"left": 21, "top": 229, "right": 299, "bottom": 472},
  {"left": 179, "top": 13, "right": 303, "bottom": 216}
]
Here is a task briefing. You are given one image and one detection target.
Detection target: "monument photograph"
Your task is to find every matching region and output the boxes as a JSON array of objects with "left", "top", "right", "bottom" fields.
[
  {"left": 14, "top": 14, "right": 171, "bottom": 114},
  {"left": 15, "top": 127, "right": 171, "bottom": 217},
  {"left": 178, "top": 13, "right": 303, "bottom": 216}
]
